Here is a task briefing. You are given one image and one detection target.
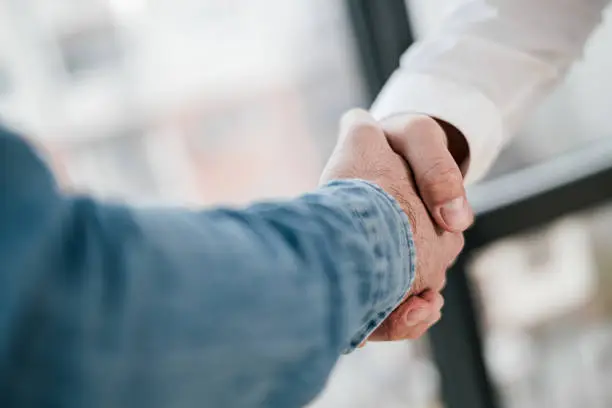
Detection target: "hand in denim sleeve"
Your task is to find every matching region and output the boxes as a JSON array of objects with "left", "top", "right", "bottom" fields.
[
  {"left": 0, "top": 124, "right": 406, "bottom": 408},
  {"left": 321, "top": 110, "right": 463, "bottom": 346},
  {"left": 0, "top": 108, "right": 459, "bottom": 408}
]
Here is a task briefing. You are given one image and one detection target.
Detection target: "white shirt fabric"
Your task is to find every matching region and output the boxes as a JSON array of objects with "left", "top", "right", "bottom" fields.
[{"left": 371, "top": 0, "right": 610, "bottom": 184}]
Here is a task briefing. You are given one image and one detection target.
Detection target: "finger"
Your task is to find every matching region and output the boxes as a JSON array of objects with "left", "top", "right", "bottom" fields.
[
  {"left": 412, "top": 233, "right": 462, "bottom": 295},
  {"left": 406, "top": 322, "right": 431, "bottom": 339},
  {"left": 440, "top": 232, "right": 465, "bottom": 276},
  {"left": 403, "top": 305, "right": 433, "bottom": 329},
  {"left": 368, "top": 296, "right": 434, "bottom": 341},
  {"left": 427, "top": 310, "right": 443, "bottom": 326},
  {"left": 419, "top": 229, "right": 464, "bottom": 295},
  {"left": 403, "top": 291, "right": 443, "bottom": 327},
  {"left": 392, "top": 303, "right": 433, "bottom": 340},
  {"left": 439, "top": 276, "right": 448, "bottom": 291},
  {"left": 397, "top": 291, "right": 443, "bottom": 335},
  {"left": 421, "top": 291, "right": 444, "bottom": 328},
  {"left": 392, "top": 305, "right": 442, "bottom": 342},
  {"left": 420, "top": 290, "right": 444, "bottom": 311},
  {"left": 383, "top": 115, "right": 474, "bottom": 232}
]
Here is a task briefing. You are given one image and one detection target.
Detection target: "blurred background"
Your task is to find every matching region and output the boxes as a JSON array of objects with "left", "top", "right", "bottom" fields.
[
  {"left": 0, "top": 0, "right": 365, "bottom": 204},
  {"left": 2, "top": 0, "right": 612, "bottom": 407}
]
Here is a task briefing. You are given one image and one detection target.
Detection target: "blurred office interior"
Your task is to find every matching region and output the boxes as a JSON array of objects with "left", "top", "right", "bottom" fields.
[{"left": 2, "top": 1, "right": 612, "bottom": 407}]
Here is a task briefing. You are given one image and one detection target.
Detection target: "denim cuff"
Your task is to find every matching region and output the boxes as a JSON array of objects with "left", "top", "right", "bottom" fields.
[{"left": 326, "top": 180, "right": 416, "bottom": 352}]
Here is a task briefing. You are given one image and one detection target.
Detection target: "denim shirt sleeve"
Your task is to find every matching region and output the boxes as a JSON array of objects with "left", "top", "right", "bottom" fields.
[
  {"left": 321, "top": 180, "right": 416, "bottom": 351},
  {"left": 0, "top": 126, "right": 415, "bottom": 408}
]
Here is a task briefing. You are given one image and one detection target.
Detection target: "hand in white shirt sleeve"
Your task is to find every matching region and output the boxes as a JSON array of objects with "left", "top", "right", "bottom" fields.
[{"left": 373, "top": 0, "right": 608, "bottom": 185}]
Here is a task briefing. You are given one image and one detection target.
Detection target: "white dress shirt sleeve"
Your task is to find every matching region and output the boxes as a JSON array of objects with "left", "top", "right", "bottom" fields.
[{"left": 371, "top": 0, "right": 609, "bottom": 183}]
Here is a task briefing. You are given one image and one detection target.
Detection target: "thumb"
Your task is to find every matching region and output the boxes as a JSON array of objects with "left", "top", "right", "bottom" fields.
[{"left": 383, "top": 115, "right": 473, "bottom": 232}]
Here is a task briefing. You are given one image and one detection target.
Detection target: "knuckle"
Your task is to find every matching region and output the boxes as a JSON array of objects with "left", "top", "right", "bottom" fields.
[
  {"left": 349, "top": 121, "right": 382, "bottom": 140},
  {"left": 385, "top": 115, "right": 446, "bottom": 159},
  {"left": 341, "top": 110, "right": 384, "bottom": 144},
  {"left": 418, "top": 161, "right": 463, "bottom": 202},
  {"left": 420, "top": 160, "right": 462, "bottom": 189},
  {"left": 403, "top": 115, "right": 445, "bottom": 139}
]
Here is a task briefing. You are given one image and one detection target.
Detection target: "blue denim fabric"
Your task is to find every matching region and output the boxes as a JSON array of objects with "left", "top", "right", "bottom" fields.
[{"left": 0, "top": 126, "right": 415, "bottom": 408}]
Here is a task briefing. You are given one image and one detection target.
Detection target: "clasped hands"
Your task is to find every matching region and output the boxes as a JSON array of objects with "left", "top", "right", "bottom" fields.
[{"left": 320, "top": 109, "right": 474, "bottom": 345}]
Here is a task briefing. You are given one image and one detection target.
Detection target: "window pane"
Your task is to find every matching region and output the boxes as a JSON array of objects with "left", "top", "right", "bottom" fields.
[
  {"left": 58, "top": 22, "right": 123, "bottom": 76},
  {"left": 0, "top": 66, "right": 11, "bottom": 96},
  {"left": 55, "top": 132, "right": 161, "bottom": 203},
  {"left": 310, "top": 341, "right": 441, "bottom": 408},
  {"left": 468, "top": 206, "right": 612, "bottom": 408},
  {"left": 29, "top": 0, "right": 368, "bottom": 206}
]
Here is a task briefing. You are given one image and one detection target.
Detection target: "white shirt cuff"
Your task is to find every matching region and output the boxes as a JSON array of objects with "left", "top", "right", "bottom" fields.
[{"left": 371, "top": 73, "right": 505, "bottom": 184}]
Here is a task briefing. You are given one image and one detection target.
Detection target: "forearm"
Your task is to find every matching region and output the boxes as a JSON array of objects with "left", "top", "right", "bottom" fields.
[
  {"left": 79, "top": 180, "right": 413, "bottom": 355},
  {"left": 4, "top": 172, "right": 414, "bottom": 406},
  {"left": 239, "top": 180, "right": 415, "bottom": 351}
]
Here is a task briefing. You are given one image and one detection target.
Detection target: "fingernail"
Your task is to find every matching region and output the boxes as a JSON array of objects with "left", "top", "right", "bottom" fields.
[
  {"left": 405, "top": 308, "right": 430, "bottom": 327},
  {"left": 440, "top": 197, "right": 472, "bottom": 230}
]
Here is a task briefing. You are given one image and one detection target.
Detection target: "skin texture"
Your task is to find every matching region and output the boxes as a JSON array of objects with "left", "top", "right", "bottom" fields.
[
  {"left": 320, "top": 109, "right": 464, "bottom": 343},
  {"left": 381, "top": 114, "right": 474, "bottom": 233}
]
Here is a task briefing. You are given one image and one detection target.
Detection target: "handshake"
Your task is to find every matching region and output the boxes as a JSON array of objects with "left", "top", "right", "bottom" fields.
[{"left": 320, "top": 109, "right": 473, "bottom": 346}]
